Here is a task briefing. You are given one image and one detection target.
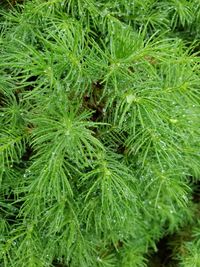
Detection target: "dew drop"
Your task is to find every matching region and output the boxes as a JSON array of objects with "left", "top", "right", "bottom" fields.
[{"left": 97, "top": 256, "right": 102, "bottom": 262}]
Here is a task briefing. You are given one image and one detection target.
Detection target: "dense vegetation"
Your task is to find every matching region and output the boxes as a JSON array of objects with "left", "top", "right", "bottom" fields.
[{"left": 0, "top": 0, "right": 200, "bottom": 266}]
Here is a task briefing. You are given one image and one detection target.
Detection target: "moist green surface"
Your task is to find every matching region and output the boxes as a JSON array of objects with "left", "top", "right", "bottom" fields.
[{"left": 0, "top": 1, "right": 200, "bottom": 266}]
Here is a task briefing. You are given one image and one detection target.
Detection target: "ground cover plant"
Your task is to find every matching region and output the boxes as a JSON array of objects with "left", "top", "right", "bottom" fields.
[{"left": 0, "top": 0, "right": 200, "bottom": 266}]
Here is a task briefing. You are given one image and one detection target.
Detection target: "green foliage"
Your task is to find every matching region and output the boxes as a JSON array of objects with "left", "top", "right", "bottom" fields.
[{"left": 0, "top": 0, "right": 200, "bottom": 266}]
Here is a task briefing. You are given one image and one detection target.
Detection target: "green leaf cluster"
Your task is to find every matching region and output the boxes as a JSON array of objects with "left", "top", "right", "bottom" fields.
[{"left": 0, "top": 0, "right": 200, "bottom": 266}]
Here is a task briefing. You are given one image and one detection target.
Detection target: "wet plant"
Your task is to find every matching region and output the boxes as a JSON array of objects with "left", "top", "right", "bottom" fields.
[{"left": 0, "top": 0, "right": 200, "bottom": 266}]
